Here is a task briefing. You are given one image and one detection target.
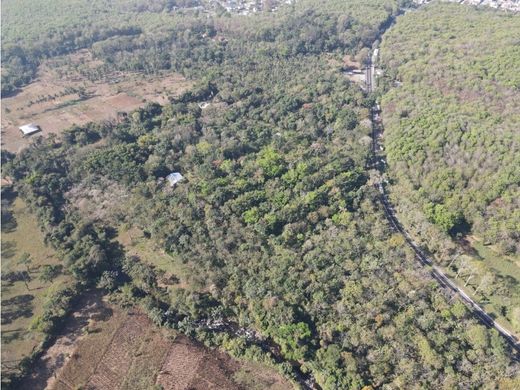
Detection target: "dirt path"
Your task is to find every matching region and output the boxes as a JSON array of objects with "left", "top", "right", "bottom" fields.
[{"left": 18, "top": 291, "right": 112, "bottom": 390}]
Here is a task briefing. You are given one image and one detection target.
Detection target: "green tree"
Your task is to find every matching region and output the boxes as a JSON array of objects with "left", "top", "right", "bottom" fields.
[{"left": 39, "top": 264, "right": 62, "bottom": 283}]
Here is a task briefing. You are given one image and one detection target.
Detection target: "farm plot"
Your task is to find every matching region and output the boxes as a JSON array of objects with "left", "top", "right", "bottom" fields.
[
  {"left": 43, "top": 304, "right": 291, "bottom": 390},
  {"left": 156, "top": 337, "right": 242, "bottom": 390},
  {"left": 83, "top": 312, "right": 151, "bottom": 389},
  {"left": 1, "top": 50, "right": 193, "bottom": 153}
]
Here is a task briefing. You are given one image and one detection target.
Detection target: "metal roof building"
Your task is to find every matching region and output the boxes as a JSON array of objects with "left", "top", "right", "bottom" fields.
[
  {"left": 19, "top": 124, "right": 41, "bottom": 136},
  {"left": 166, "top": 172, "right": 184, "bottom": 186}
]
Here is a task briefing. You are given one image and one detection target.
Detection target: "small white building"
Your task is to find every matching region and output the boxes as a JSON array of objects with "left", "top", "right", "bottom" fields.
[
  {"left": 19, "top": 123, "right": 41, "bottom": 137},
  {"left": 166, "top": 172, "right": 184, "bottom": 187}
]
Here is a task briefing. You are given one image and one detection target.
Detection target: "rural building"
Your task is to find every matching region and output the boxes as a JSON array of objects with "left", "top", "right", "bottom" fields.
[
  {"left": 19, "top": 123, "right": 41, "bottom": 137},
  {"left": 166, "top": 172, "right": 184, "bottom": 186}
]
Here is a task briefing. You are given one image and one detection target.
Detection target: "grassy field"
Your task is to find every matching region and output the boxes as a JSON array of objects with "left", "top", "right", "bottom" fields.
[
  {"left": 471, "top": 239, "right": 520, "bottom": 282},
  {"left": 118, "top": 226, "right": 203, "bottom": 292},
  {"left": 1, "top": 50, "right": 193, "bottom": 153},
  {"left": 1, "top": 194, "right": 73, "bottom": 373}
]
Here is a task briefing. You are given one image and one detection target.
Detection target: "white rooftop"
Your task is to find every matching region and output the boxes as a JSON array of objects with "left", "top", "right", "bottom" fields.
[
  {"left": 166, "top": 172, "right": 184, "bottom": 186},
  {"left": 19, "top": 123, "right": 41, "bottom": 136}
]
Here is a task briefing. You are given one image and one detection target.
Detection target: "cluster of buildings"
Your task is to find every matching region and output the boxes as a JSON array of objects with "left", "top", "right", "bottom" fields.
[
  {"left": 413, "top": 0, "right": 520, "bottom": 12},
  {"left": 207, "top": 0, "right": 295, "bottom": 15}
]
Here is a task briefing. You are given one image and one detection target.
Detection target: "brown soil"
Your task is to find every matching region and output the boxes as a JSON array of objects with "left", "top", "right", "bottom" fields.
[
  {"left": 18, "top": 291, "right": 111, "bottom": 390},
  {"left": 156, "top": 336, "right": 241, "bottom": 390},
  {"left": 1, "top": 50, "right": 193, "bottom": 153},
  {"left": 18, "top": 294, "right": 292, "bottom": 390}
]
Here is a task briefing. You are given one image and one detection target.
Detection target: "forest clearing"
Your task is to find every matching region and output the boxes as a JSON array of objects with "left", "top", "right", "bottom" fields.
[{"left": 1, "top": 50, "right": 193, "bottom": 152}]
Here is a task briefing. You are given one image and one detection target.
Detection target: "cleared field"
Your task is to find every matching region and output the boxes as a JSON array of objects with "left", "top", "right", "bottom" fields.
[
  {"left": 117, "top": 227, "right": 197, "bottom": 291},
  {"left": 1, "top": 194, "right": 73, "bottom": 374},
  {"left": 342, "top": 55, "right": 366, "bottom": 84},
  {"left": 1, "top": 50, "right": 193, "bottom": 153},
  {"left": 21, "top": 300, "right": 292, "bottom": 390}
]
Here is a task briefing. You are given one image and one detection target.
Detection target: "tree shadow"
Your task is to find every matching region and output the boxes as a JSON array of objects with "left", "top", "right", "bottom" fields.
[
  {"left": 1, "top": 328, "right": 26, "bottom": 344},
  {"left": 496, "top": 274, "right": 518, "bottom": 293},
  {"left": 1, "top": 87, "right": 23, "bottom": 99},
  {"left": 483, "top": 310, "right": 497, "bottom": 320},
  {"left": 1, "top": 294, "right": 35, "bottom": 325},
  {"left": 450, "top": 217, "right": 472, "bottom": 237},
  {"left": 455, "top": 236, "right": 483, "bottom": 260},
  {"left": 90, "top": 305, "right": 113, "bottom": 322},
  {"left": 1, "top": 209, "right": 18, "bottom": 233},
  {"left": 1, "top": 240, "right": 17, "bottom": 260}
]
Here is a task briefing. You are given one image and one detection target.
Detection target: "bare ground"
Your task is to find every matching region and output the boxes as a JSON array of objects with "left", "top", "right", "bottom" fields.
[
  {"left": 18, "top": 291, "right": 111, "bottom": 390},
  {"left": 17, "top": 294, "right": 292, "bottom": 390},
  {"left": 1, "top": 50, "right": 193, "bottom": 153}
]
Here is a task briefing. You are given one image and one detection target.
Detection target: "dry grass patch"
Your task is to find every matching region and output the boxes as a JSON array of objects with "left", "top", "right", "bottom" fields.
[
  {"left": 1, "top": 49, "right": 193, "bottom": 152},
  {"left": 117, "top": 226, "right": 195, "bottom": 291}
]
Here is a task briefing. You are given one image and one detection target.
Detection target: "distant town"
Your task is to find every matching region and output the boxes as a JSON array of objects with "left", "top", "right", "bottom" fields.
[
  {"left": 207, "top": 0, "right": 296, "bottom": 14},
  {"left": 210, "top": 0, "right": 520, "bottom": 14}
]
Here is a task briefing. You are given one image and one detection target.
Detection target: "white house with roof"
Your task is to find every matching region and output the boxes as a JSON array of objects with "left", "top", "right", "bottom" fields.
[
  {"left": 19, "top": 123, "right": 41, "bottom": 137},
  {"left": 166, "top": 172, "right": 184, "bottom": 186}
]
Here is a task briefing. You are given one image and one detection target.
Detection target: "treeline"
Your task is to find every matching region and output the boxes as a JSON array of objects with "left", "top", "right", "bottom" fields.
[
  {"left": 1, "top": 0, "right": 408, "bottom": 94},
  {"left": 379, "top": 3, "right": 520, "bottom": 254},
  {"left": 83, "top": 0, "right": 408, "bottom": 89},
  {"left": 2, "top": 26, "right": 141, "bottom": 96},
  {"left": 1, "top": 133, "right": 124, "bottom": 388},
  {"left": 1, "top": 0, "right": 202, "bottom": 95},
  {"left": 3, "top": 0, "right": 520, "bottom": 388}
]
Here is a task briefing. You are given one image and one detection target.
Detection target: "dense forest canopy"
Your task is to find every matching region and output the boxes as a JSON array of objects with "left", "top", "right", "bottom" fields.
[
  {"left": 2, "top": 0, "right": 520, "bottom": 389},
  {"left": 380, "top": 3, "right": 520, "bottom": 254}
]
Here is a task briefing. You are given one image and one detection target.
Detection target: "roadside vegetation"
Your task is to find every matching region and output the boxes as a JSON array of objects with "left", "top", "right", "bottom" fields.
[
  {"left": 379, "top": 2, "right": 520, "bottom": 333},
  {"left": 1, "top": 0, "right": 519, "bottom": 389}
]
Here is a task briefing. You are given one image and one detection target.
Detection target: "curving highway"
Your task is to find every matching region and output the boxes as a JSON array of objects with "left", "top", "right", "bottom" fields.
[{"left": 366, "top": 50, "right": 520, "bottom": 355}]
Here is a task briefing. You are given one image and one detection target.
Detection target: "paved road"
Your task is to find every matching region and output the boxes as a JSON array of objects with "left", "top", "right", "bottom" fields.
[{"left": 365, "top": 53, "right": 520, "bottom": 355}]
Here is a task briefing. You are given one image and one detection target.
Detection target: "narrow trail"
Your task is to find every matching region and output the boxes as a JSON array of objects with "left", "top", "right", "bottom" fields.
[{"left": 366, "top": 49, "right": 520, "bottom": 356}]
